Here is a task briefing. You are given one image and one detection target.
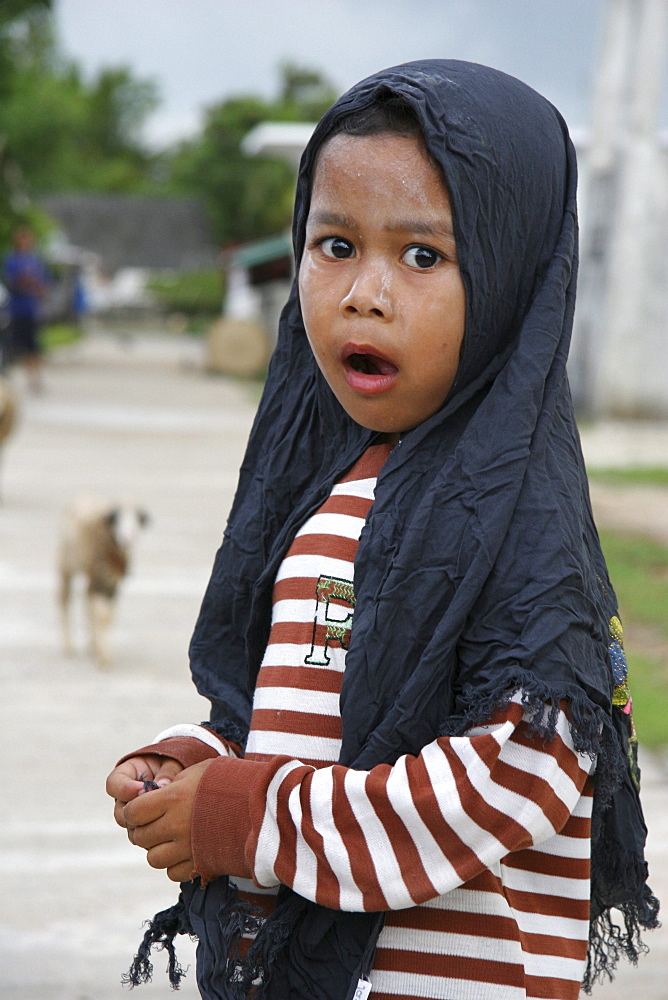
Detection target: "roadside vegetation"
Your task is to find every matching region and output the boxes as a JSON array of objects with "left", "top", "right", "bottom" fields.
[
  {"left": 588, "top": 465, "right": 668, "bottom": 747},
  {"left": 599, "top": 528, "right": 668, "bottom": 748},
  {"left": 41, "top": 321, "right": 81, "bottom": 350},
  {"left": 589, "top": 467, "right": 668, "bottom": 487},
  {"left": 146, "top": 268, "right": 224, "bottom": 329}
]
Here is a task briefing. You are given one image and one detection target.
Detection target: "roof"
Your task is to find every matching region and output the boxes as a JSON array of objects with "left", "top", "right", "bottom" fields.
[
  {"left": 241, "top": 122, "right": 316, "bottom": 169},
  {"left": 229, "top": 233, "right": 293, "bottom": 269},
  {"left": 40, "top": 194, "right": 218, "bottom": 272}
]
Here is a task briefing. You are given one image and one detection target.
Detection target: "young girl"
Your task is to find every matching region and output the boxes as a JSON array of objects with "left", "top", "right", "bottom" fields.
[{"left": 107, "top": 60, "right": 659, "bottom": 1000}]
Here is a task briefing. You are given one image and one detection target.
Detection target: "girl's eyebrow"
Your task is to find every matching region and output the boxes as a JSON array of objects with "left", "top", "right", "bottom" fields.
[
  {"left": 307, "top": 210, "right": 455, "bottom": 242},
  {"left": 307, "top": 210, "right": 356, "bottom": 229},
  {"left": 388, "top": 219, "right": 455, "bottom": 241}
]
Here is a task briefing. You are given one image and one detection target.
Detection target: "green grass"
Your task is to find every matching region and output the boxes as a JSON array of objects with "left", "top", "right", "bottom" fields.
[
  {"left": 622, "top": 653, "right": 668, "bottom": 750},
  {"left": 41, "top": 323, "right": 82, "bottom": 350},
  {"left": 589, "top": 466, "right": 668, "bottom": 487},
  {"left": 599, "top": 529, "right": 668, "bottom": 748},
  {"left": 599, "top": 530, "right": 668, "bottom": 630}
]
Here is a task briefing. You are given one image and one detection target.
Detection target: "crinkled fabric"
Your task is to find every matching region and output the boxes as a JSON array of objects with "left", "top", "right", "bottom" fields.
[{"left": 174, "top": 60, "right": 658, "bottom": 998}]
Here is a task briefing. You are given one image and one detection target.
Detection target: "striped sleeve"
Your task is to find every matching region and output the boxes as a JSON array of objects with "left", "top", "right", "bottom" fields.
[
  {"left": 117, "top": 724, "right": 240, "bottom": 771},
  {"left": 191, "top": 693, "right": 594, "bottom": 910},
  {"left": 152, "top": 723, "right": 239, "bottom": 757}
]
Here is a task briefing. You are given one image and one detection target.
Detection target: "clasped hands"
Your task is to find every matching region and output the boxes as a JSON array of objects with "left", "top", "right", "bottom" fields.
[{"left": 106, "top": 754, "right": 213, "bottom": 883}]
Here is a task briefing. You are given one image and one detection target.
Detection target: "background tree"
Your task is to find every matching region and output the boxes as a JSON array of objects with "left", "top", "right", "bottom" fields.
[
  {"left": 0, "top": 15, "right": 158, "bottom": 194},
  {"left": 0, "top": 2, "right": 337, "bottom": 255},
  {"left": 0, "top": 2, "right": 159, "bottom": 248},
  {"left": 167, "top": 63, "right": 338, "bottom": 246},
  {"left": 0, "top": 1, "right": 53, "bottom": 246}
]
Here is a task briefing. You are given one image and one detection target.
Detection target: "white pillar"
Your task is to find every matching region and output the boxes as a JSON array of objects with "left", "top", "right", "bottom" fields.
[
  {"left": 574, "top": 0, "right": 668, "bottom": 417},
  {"left": 572, "top": 0, "right": 634, "bottom": 413},
  {"left": 595, "top": 0, "right": 668, "bottom": 416}
]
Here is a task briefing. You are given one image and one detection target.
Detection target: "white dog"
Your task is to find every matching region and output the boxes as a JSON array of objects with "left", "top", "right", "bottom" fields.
[{"left": 58, "top": 496, "right": 149, "bottom": 667}]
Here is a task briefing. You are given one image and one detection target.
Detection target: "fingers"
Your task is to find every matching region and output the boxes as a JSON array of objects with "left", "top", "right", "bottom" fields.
[
  {"left": 124, "top": 785, "right": 168, "bottom": 829},
  {"left": 114, "top": 797, "right": 132, "bottom": 829},
  {"left": 153, "top": 758, "right": 184, "bottom": 787},
  {"left": 166, "top": 860, "right": 197, "bottom": 883},
  {"left": 145, "top": 841, "right": 194, "bottom": 879},
  {"left": 106, "top": 763, "right": 143, "bottom": 803},
  {"left": 126, "top": 810, "right": 196, "bottom": 882},
  {"left": 107, "top": 755, "right": 184, "bottom": 828},
  {"left": 124, "top": 780, "right": 190, "bottom": 847},
  {"left": 107, "top": 761, "right": 150, "bottom": 828},
  {"left": 120, "top": 759, "right": 211, "bottom": 881},
  {"left": 106, "top": 755, "right": 162, "bottom": 801}
]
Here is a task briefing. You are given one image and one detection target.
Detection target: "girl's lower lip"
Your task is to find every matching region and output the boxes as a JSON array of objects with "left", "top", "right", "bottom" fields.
[{"left": 342, "top": 359, "right": 399, "bottom": 395}]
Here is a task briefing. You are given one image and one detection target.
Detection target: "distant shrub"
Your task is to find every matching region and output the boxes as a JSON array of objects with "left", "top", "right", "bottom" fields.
[
  {"left": 41, "top": 323, "right": 82, "bottom": 350},
  {"left": 147, "top": 269, "right": 224, "bottom": 318}
]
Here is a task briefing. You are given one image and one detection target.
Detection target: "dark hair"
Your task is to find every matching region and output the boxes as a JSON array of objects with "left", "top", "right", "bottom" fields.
[
  {"left": 331, "top": 97, "right": 424, "bottom": 140},
  {"left": 314, "top": 97, "right": 434, "bottom": 178}
]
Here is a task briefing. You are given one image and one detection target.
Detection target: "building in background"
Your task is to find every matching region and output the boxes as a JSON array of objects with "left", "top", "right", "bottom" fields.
[
  {"left": 573, "top": 0, "right": 668, "bottom": 418},
  {"left": 40, "top": 194, "right": 218, "bottom": 315}
]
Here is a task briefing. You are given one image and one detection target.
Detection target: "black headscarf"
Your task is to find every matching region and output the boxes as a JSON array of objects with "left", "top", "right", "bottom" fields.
[{"left": 129, "top": 60, "right": 659, "bottom": 999}]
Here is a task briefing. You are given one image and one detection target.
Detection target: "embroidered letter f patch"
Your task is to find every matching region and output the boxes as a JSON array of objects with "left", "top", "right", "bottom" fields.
[{"left": 305, "top": 575, "right": 355, "bottom": 666}]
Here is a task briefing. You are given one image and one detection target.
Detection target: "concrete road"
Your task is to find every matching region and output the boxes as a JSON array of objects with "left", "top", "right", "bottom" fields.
[
  {"left": 1, "top": 331, "right": 255, "bottom": 1000},
  {"left": 0, "top": 330, "right": 666, "bottom": 999}
]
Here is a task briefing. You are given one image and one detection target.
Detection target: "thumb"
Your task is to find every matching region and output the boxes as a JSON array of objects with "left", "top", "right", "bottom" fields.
[{"left": 153, "top": 758, "right": 184, "bottom": 787}]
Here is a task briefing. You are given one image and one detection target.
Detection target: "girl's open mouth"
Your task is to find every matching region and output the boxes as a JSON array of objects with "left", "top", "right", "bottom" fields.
[
  {"left": 348, "top": 353, "right": 397, "bottom": 376},
  {"left": 342, "top": 345, "right": 399, "bottom": 394}
]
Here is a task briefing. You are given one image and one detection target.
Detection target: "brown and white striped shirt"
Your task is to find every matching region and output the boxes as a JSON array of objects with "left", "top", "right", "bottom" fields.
[{"left": 159, "top": 444, "right": 595, "bottom": 1000}]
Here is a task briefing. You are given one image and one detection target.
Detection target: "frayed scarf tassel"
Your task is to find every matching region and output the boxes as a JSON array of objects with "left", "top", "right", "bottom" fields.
[
  {"left": 582, "top": 831, "right": 661, "bottom": 995},
  {"left": 232, "top": 894, "right": 385, "bottom": 1000},
  {"left": 233, "top": 890, "right": 307, "bottom": 997},
  {"left": 442, "top": 675, "right": 611, "bottom": 763},
  {"left": 210, "top": 883, "right": 266, "bottom": 992},
  {"left": 123, "top": 894, "right": 192, "bottom": 990},
  {"left": 582, "top": 883, "right": 661, "bottom": 994}
]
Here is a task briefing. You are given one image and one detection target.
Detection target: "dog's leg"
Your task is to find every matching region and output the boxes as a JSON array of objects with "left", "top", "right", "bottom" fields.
[
  {"left": 59, "top": 570, "right": 74, "bottom": 656},
  {"left": 88, "top": 591, "right": 115, "bottom": 669}
]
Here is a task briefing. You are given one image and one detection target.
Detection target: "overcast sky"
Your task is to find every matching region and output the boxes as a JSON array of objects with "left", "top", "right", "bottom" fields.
[{"left": 55, "top": 0, "right": 606, "bottom": 148}]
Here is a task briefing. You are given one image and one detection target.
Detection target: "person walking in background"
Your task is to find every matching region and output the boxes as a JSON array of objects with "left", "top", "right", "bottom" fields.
[{"left": 2, "top": 225, "right": 48, "bottom": 392}]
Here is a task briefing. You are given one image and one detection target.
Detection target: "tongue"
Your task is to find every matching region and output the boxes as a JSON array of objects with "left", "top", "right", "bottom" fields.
[
  {"left": 371, "top": 355, "right": 397, "bottom": 375},
  {"left": 358, "top": 353, "right": 397, "bottom": 376}
]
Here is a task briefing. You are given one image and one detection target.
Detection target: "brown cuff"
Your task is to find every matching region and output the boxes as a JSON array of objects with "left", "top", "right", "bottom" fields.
[
  {"left": 117, "top": 736, "right": 222, "bottom": 770},
  {"left": 191, "top": 755, "right": 271, "bottom": 884}
]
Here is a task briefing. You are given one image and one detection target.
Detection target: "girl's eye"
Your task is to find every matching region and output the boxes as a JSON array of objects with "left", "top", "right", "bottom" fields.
[
  {"left": 320, "top": 237, "right": 354, "bottom": 259},
  {"left": 403, "top": 245, "right": 442, "bottom": 269}
]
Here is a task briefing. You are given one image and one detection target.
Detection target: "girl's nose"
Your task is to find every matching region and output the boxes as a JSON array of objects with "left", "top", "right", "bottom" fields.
[{"left": 340, "top": 262, "right": 393, "bottom": 320}]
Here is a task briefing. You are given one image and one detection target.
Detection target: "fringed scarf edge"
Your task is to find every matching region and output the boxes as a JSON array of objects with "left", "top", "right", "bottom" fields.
[
  {"left": 123, "top": 891, "right": 194, "bottom": 990},
  {"left": 442, "top": 671, "right": 661, "bottom": 992},
  {"left": 582, "top": 852, "right": 661, "bottom": 994}
]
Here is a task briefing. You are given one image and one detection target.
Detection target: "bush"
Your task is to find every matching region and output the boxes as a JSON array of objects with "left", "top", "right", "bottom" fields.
[
  {"left": 41, "top": 322, "right": 82, "bottom": 350},
  {"left": 147, "top": 269, "right": 224, "bottom": 318}
]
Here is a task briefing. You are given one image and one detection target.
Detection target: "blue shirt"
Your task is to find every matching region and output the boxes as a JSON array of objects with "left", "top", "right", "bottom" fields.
[{"left": 3, "top": 250, "right": 48, "bottom": 318}]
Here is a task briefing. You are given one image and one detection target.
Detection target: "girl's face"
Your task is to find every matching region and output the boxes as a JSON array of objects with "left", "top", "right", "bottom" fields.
[{"left": 299, "top": 132, "right": 465, "bottom": 439}]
